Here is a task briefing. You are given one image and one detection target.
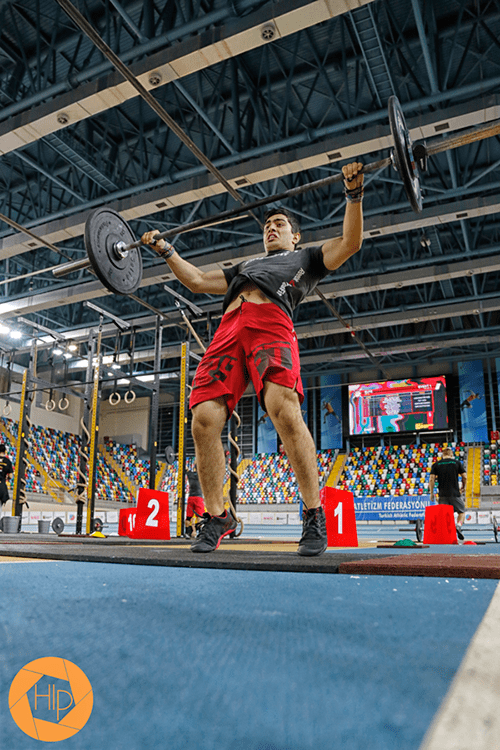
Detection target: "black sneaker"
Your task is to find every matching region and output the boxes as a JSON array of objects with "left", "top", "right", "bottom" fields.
[
  {"left": 297, "top": 506, "right": 328, "bottom": 557},
  {"left": 456, "top": 525, "right": 465, "bottom": 541},
  {"left": 191, "top": 510, "right": 237, "bottom": 553}
]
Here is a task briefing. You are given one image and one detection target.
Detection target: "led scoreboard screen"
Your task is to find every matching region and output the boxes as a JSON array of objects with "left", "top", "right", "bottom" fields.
[{"left": 348, "top": 376, "right": 448, "bottom": 435}]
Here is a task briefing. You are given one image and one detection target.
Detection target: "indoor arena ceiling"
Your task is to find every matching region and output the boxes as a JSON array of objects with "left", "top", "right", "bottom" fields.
[{"left": 1, "top": 0, "right": 500, "bottom": 394}]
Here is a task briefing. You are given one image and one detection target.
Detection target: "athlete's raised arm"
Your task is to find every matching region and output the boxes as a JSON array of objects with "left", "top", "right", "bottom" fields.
[{"left": 141, "top": 231, "right": 228, "bottom": 295}]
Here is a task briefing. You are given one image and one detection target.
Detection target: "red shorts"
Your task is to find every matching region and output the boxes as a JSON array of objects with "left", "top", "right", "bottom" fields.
[
  {"left": 189, "top": 301, "right": 303, "bottom": 417},
  {"left": 186, "top": 495, "right": 205, "bottom": 518}
]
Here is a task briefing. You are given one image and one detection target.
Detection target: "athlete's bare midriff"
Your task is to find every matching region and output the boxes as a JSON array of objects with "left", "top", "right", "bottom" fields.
[{"left": 225, "top": 281, "right": 272, "bottom": 313}]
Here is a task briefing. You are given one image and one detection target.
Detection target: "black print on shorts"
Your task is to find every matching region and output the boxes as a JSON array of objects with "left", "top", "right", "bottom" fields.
[
  {"left": 206, "top": 355, "right": 238, "bottom": 383},
  {"left": 253, "top": 341, "right": 293, "bottom": 377}
]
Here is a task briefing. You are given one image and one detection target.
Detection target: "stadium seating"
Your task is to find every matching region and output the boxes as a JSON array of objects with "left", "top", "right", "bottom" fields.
[
  {"left": 0, "top": 415, "right": 487, "bottom": 506},
  {"left": 237, "top": 449, "right": 335, "bottom": 504},
  {"left": 483, "top": 441, "right": 498, "bottom": 486},
  {"left": 338, "top": 442, "right": 466, "bottom": 497}
]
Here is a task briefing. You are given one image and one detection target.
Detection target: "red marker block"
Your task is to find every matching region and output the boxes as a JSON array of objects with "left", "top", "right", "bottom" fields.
[
  {"left": 320, "top": 486, "right": 358, "bottom": 547},
  {"left": 131, "top": 488, "right": 171, "bottom": 540},
  {"left": 118, "top": 508, "right": 137, "bottom": 537},
  {"left": 423, "top": 504, "right": 458, "bottom": 544}
]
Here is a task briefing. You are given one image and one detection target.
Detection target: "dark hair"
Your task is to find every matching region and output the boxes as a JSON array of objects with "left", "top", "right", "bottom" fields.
[
  {"left": 0, "top": 444, "right": 5, "bottom": 453},
  {"left": 264, "top": 207, "right": 301, "bottom": 234}
]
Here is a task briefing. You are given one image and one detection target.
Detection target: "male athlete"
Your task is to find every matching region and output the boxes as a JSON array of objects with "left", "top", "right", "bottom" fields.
[
  {"left": 142, "top": 162, "right": 364, "bottom": 555},
  {"left": 429, "top": 446, "right": 467, "bottom": 539}
]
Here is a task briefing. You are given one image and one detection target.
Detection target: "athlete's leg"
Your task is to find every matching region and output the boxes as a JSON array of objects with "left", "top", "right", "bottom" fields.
[
  {"left": 191, "top": 397, "right": 228, "bottom": 517},
  {"left": 263, "top": 381, "right": 320, "bottom": 509}
]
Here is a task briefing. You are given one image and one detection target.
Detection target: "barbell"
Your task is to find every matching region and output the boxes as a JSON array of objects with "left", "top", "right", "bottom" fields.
[{"left": 50, "top": 94, "right": 500, "bottom": 296}]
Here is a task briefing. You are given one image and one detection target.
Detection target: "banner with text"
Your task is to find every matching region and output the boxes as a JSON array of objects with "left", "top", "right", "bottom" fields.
[{"left": 354, "top": 495, "right": 431, "bottom": 520}]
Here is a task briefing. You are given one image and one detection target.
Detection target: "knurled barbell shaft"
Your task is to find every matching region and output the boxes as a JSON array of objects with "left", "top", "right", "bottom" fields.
[
  {"left": 51, "top": 114, "right": 500, "bottom": 281},
  {"left": 52, "top": 157, "right": 391, "bottom": 279}
]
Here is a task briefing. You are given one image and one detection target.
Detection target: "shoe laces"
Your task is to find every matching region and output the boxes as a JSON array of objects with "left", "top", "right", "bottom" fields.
[
  {"left": 301, "top": 507, "right": 325, "bottom": 538},
  {"left": 195, "top": 512, "right": 213, "bottom": 537}
]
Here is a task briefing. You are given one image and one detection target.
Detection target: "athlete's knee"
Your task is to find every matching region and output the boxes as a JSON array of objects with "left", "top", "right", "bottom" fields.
[
  {"left": 264, "top": 386, "right": 302, "bottom": 430},
  {"left": 191, "top": 399, "right": 226, "bottom": 439}
]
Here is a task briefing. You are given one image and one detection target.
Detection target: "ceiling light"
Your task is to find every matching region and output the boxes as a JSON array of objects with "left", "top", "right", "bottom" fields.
[
  {"left": 53, "top": 347, "right": 63, "bottom": 355},
  {"left": 9, "top": 330, "right": 22, "bottom": 339},
  {"left": 0, "top": 324, "right": 10, "bottom": 334}
]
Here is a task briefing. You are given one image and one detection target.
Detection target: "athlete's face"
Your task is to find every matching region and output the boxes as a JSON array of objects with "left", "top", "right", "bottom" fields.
[{"left": 263, "top": 214, "right": 301, "bottom": 254}]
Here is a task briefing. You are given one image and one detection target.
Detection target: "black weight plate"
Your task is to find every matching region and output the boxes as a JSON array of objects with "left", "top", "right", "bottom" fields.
[
  {"left": 165, "top": 445, "right": 175, "bottom": 465},
  {"left": 493, "top": 517, "right": 499, "bottom": 543},
  {"left": 388, "top": 96, "right": 423, "bottom": 213},
  {"left": 52, "top": 517, "right": 65, "bottom": 534},
  {"left": 92, "top": 517, "right": 104, "bottom": 533},
  {"left": 85, "top": 207, "right": 142, "bottom": 295}
]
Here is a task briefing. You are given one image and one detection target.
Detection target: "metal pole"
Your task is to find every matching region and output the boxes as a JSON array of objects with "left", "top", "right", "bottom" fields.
[
  {"left": 76, "top": 331, "right": 95, "bottom": 533},
  {"left": 487, "top": 357, "right": 497, "bottom": 434},
  {"left": 175, "top": 342, "right": 189, "bottom": 537},
  {"left": 149, "top": 316, "right": 162, "bottom": 489},
  {"left": 229, "top": 414, "right": 239, "bottom": 515},
  {"left": 85, "top": 320, "right": 103, "bottom": 534},
  {"left": 12, "top": 369, "right": 30, "bottom": 526}
]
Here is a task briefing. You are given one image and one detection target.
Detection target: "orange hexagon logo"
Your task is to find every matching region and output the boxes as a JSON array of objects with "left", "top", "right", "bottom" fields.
[{"left": 9, "top": 657, "right": 93, "bottom": 742}]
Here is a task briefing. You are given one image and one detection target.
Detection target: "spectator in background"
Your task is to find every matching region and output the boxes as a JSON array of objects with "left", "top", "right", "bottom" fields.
[
  {"left": 0, "top": 443, "right": 13, "bottom": 514},
  {"left": 429, "top": 447, "right": 467, "bottom": 540}
]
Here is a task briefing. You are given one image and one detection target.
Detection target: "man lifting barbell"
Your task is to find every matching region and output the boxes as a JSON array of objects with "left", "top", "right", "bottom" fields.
[{"left": 141, "top": 161, "right": 364, "bottom": 556}]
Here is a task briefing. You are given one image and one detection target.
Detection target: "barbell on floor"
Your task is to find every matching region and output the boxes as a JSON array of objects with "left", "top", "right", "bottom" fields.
[
  {"left": 164, "top": 445, "right": 178, "bottom": 465},
  {"left": 51, "top": 516, "right": 104, "bottom": 535},
  {"left": 50, "top": 95, "right": 500, "bottom": 297}
]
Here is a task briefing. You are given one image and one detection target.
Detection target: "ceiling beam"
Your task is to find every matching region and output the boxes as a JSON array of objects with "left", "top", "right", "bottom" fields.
[{"left": 1, "top": 92, "right": 499, "bottom": 260}]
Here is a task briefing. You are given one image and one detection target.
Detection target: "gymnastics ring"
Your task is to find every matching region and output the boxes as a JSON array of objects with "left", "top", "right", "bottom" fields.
[
  {"left": 124, "top": 390, "right": 136, "bottom": 404},
  {"left": 45, "top": 399, "right": 56, "bottom": 411},
  {"left": 2, "top": 403, "right": 11, "bottom": 417},
  {"left": 233, "top": 517, "right": 244, "bottom": 538},
  {"left": 109, "top": 392, "right": 121, "bottom": 405},
  {"left": 58, "top": 396, "right": 69, "bottom": 411}
]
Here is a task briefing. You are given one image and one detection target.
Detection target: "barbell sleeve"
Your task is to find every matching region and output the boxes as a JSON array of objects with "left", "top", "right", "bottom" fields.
[{"left": 426, "top": 118, "right": 500, "bottom": 156}]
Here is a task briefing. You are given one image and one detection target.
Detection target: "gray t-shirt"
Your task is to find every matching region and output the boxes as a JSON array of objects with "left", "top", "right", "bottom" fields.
[{"left": 222, "top": 245, "right": 329, "bottom": 318}]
